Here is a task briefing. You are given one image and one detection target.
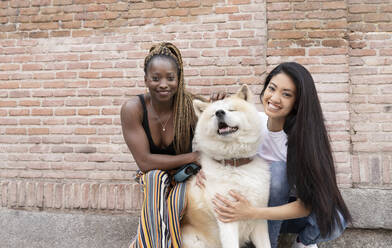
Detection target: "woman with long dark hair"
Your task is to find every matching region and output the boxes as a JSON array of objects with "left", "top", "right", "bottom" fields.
[{"left": 212, "top": 62, "right": 351, "bottom": 248}]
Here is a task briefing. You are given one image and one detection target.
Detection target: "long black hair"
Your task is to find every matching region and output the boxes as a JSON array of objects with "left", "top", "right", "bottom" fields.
[{"left": 260, "top": 62, "right": 351, "bottom": 237}]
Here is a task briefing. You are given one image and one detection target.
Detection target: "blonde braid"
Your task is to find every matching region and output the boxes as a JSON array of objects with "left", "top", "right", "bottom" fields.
[{"left": 144, "top": 42, "right": 197, "bottom": 154}]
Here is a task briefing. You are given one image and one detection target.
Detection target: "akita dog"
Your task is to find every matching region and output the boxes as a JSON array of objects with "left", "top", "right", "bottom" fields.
[{"left": 182, "top": 85, "right": 271, "bottom": 248}]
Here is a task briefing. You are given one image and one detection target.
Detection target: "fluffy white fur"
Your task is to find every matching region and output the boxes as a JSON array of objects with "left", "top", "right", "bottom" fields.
[{"left": 182, "top": 85, "right": 271, "bottom": 248}]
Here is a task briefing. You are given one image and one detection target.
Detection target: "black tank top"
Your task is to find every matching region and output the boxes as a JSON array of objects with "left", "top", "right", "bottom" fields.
[{"left": 137, "top": 94, "right": 176, "bottom": 155}]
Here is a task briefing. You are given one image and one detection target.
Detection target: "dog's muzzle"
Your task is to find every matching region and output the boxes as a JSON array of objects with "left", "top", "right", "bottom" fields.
[{"left": 215, "top": 110, "right": 238, "bottom": 135}]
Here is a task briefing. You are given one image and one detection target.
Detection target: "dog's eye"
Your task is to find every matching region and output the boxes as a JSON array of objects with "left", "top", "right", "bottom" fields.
[{"left": 228, "top": 109, "right": 236, "bottom": 112}]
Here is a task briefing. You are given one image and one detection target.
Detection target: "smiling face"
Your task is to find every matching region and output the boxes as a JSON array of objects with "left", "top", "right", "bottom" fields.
[
  {"left": 262, "top": 72, "right": 297, "bottom": 123},
  {"left": 145, "top": 56, "right": 179, "bottom": 102}
]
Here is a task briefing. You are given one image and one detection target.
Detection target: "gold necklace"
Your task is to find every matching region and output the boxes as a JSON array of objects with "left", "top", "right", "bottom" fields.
[{"left": 150, "top": 101, "right": 172, "bottom": 132}]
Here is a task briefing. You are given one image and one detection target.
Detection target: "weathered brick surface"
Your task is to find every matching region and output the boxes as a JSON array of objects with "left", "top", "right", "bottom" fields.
[
  {"left": 0, "top": 0, "right": 391, "bottom": 213},
  {"left": 267, "top": 0, "right": 352, "bottom": 187},
  {"left": 348, "top": 0, "right": 392, "bottom": 187}
]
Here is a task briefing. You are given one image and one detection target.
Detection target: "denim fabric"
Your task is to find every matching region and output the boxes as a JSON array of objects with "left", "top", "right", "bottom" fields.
[
  {"left": 280, "top": 211, "right": 347, "bottom": 246},
  {"left": 267, "top": 161, "right": 347, "bottom": 247},
  {"left": 267, "top": 161, "right": 290, "bottom": 248}
]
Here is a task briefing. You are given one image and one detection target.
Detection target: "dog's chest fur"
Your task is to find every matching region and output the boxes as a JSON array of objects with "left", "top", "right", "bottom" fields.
[
  {"left": 184, "top": 155, "right": 270, "bottom": 246},
  {"left": 200, "top": 156, "right": 269, "bottom": 206}
]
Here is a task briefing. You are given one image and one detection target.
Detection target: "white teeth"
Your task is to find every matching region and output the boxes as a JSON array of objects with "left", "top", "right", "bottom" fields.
[
  {"left": 268, "top": 103, "right": 279, "bottom": 110},
  {"left": 218, "top": 126, "right": 238, "bottom": 135}
]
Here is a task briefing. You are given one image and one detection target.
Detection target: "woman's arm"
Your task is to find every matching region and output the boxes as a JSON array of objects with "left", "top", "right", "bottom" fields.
[
  {"left": 213, "top": 190, "right": 311, "bottom": 223},
  {"left": 120, "top": 98, "right": 198, "bottom": 172}
]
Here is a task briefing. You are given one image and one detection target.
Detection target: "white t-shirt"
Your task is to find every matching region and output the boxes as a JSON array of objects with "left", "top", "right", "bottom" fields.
[{"left": 257, "top": 112, "right": 287, "bottom": 163}]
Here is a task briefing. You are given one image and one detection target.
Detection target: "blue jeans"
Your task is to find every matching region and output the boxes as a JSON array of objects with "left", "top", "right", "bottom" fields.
[{"left": 267, "top": 161, "right": 347, "bottom": 247}]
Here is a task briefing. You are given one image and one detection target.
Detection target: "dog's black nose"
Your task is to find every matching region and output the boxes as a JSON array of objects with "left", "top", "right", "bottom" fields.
[{"left": 215, "top": 110, "right": 225, "bottom": 118}]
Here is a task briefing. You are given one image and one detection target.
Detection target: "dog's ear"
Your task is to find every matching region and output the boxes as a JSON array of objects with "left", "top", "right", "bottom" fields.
[
  {"left": 235, "top": 84, "right": 253, "bottom": 102},
  {"left": 193, "top": 99, "right": 209, "bottom": 117}
]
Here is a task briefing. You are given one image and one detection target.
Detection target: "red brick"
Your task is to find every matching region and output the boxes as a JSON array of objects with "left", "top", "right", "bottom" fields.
[
  {"left": 18, "top": 100, "right": 40, "bottom": 107},
  {"left": 0, "top": 118, "right": 17, "bottom": 125},
  {"left": 228, "top": 14, "right": 252, "bottom": 21},
  {"left": 22, "top": 64, "right": 43, "bottom": 71},
  {"left": 0, "top": 63, "right": 19, "bottom": 71},
  {"left": 322, "top": 1, "right": 346, "bottom": 10},
  {"left": 228, "top": 0, "right": 250, "bottom": 4},
  {"left": 9, "top": 109, "right": 29, "bottom": 116},
  {"left": 191, "top": 40, "right": 214, "bottom": 48},
  {"left": 268, "top": 22, "right": 294, "bottom": 30},
  {"left": 308, "top": 31, "right": 344, "bottom": 38},
  {"left": 53, "top": 0, "right": 72, "bottom": 5},
  {"left": 78, "top": 109, "right": 100, "bottom": 116},
  {"left": 218, "top": 22, "right": 241, "bottom": 30},
  {"left": 212, "top": 78, "right": 237, "bottom": 85},
  {"left": 78, "top": 90, "right": 100, "bottom": 98},
  {"left": 10, "top": 0, "right": 30, "bottom": 7},
  {"left": 227, "top": 49, "right": 251, "bottom": 57},
  {"left": 51, "top": 31, "right": 71, "bottom": 37},
  {"left": 188, "top": 7, "right": 212, "bottom": 15},
  {"left": 102, "top": 71, "right": 123, "bottom": 78},
  {"left": 227, "top": 67, "right": 252, "bottom": 75},
  {"left": 350, "top": 49, "right": 377, "bottom": 57},
  {"left": 215, "top": 6, "right": 239, "bottom": 14},
  {"left": 365, "top": 13, "right": 390, "bottom": 22},
  {"left": 322, "top": 39, "right": 347, "bottom": 47},
  {"left": 349, "top": 5, "right": 377, "bottom": 13},
  {"left": 6, "top": 128, "right": 27, "bottom": 135},
  {"left": 267, "top": 3, "right": 291, "bottom": 11},
  {"left": 267, "top": 48, "right": 305, "bottom": 56},
  {"left": 167, "top": 9, "right": 189, "bottom": 16},
  {"left": 379, "top": 23, "right": 392, "bottom": 32},
  {"left": 67, "top": 62, "right": 89, "bottom": 70},
  {"left": 62, "top": 21, "right": 81, "bottom": 29},
  {"left": 0, "top": 100, "right": 17, "bottom": 107},
  {"left": 31, "top": 108, "right": 53, "bottom": 116},
  {"left": 75, "top": 128, "right": 96, "bottom": 135},
  {"left": 179, "top": 0, "right": 200, "bottom": 8},
  {"left": 0, "top": 82, "right": 18, "bottom": 89},
  {"left": 33, "top": 72, "right": 56, "bottom": 80},
  {"left": 269, "top": 31, "right": 306, "bottom": 39},
  {"left": 307, "top": 10, "right": 346, "bottom": 19},
  {"left": 29, "top": 31, "right": 49, "bottom": 38},
  {"left": 350, "top": 41, "right": 367, "bottom": 49},
  {"left": 102, "top": 108, "right": 120, "bottom": 115},
  {"left": 28, "top": 128, "right": 49, "bottom": 135},
  {"left": 101, "top": 89, "right": 123, "bottom": 96},
  {"left": 153, "top": 1, "right": 177, "bottom": 8},
  {"left": 241, "top": 38, "right": 263, "bottom": 47},
  {"left": 296, "top": 21, "right": 322, "bottom": 29},
  {"left": 216, "top": 39, "right": 239, "bottom": 47},
  {"left": 230, "top": 30, "right": 255, "bottom": 38},
  {"left": 72, "top": 30, "right": 94, "bottom": 37},
  {"left": 349, "top": 23, "right": 377, "bottom": 32}
]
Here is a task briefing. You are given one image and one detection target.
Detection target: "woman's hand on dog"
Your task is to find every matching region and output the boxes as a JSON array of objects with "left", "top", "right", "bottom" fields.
[
  {"left": 195, "top": 169, "right": 206, "bottom": 188},
  {"left": 213, "top": 190, "right": 255, "bottom": 222},
  {"left": 209, "top": 91, "right": 227, "bottom": 102}
]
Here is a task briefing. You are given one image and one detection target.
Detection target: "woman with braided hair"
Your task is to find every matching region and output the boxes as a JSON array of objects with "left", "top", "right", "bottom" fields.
[{"left": 121, "top": 42, "right": 204, "bottom": 248}]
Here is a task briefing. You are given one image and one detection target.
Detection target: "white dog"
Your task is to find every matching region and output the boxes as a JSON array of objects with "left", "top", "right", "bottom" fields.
[{"left": 181, "top": 85, "right": 271, "bottom": 248}]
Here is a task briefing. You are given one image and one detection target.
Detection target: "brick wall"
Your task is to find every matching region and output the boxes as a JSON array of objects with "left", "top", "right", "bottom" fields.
[
  {"left": 266, "top": 0, "right": 351, "bottom": 188},
  {"left": 348, "top": 0, "right": 392, "bottom": 187},
  {"left": 0, "top": 0, "right": 266, "bottom": 212},
  {"left": 0, "top": 0, "right": 391, "bottom": 213}
]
